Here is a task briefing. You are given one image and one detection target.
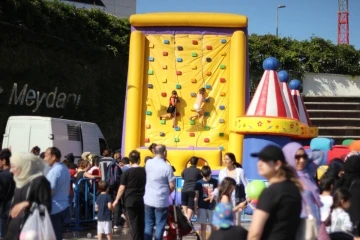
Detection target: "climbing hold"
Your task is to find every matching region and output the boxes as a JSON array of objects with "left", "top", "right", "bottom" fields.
[
  {"left": 148, "top": 84, "right": 153, "bottom": 89},
  {"left": 219, "top": 146, "right": 224, "bottom": 151},
  {"left": 206, "top": 71, "right": 212, "bottom": 76},
  {"left": 220, "top": 64, "right": 226, "bottom": 69},
  {"left": 205, "top": 84, "right": 211, "bottom": 89},
  {"left": 219, "top": 105, "right": 225, "bottom": 110},
  {"left": 146, "top": 124, "right": 151, "bottom": 129},
  {"left": 149, "top": 57, "right": 154, "bottom": 62},
  {"left": 204, "top": 112, "right": 210, "bottom": 117},
  {"left": 163, "top": 52, "right": 168, "bottom": 56},
  {"left": 164, "top": 39, "right": 170, "bottom": 44},
  {"left": 177, "top": 58, "right": 183, "bottom": 62},
  {"left": 219, "top": 119, "right": 225, "bottom": 123},
  {"left": 162, "top": 65, "right": 167, "bottom": 69},
  {"left": 204, "top": 138, "right": 210, "bottom": 143},
  {"left": 206, "top": 46, "right": 212, "bottom": 50},
  {"left": 219, "top": 132, "right": 224, "bottom": 137},
  {"left": 220, "top": 92, "right": 226, "bottom": 96},
  {"left": 220, "top": 78, "right": 226, "bottom": 83},
  {"left": 160, "top": 132, "right": 165, "bottom": 137},
  {"left": 174, "top": 137, "right": 180, "bottom": 142},
  {"left": 177, "top": 46, "right": 183, "bottom": 51},
  {"left": 221, "top": 39, "right": 227, "bottom": 44},
  {"left": 190, "top": 92, "right": 196, "bottom": 97},
  {"left": 205, "top": 98, "right": 210, "bottom": 103},
  {"left": 149, "top": 43, "right": 154, "bottom": 48},
  {"left": 176, "top": 84, "right": 181, "bottom": 89},
  {"left": 145, "top": 138, "right": 150, "bottom": 143},
  {"left": 160, "top": 119, "right": 166, "bottom": 124},
  {"left": 189, "top": 132, "right": 195, "bottom": 137},
  {"left": 176, "top": 71, "right": 182, "bottom": 75},
  {"left": 175, "top": 126, "right": 181, "bottom": 131},
  {"left": 146, "top": 110, "right": 152, "bottom": 115},
  {"left": 162, "top": 78, "right": 167, "bottom": 83},
  {"left": 190, "top": 120, "right": 195, "bottom": 125},
  {"left": 221, "top": 52, "right": 227, "bottom": 56},
  {"left": 204, "top": 126, "right": 211, "bottom": 131},
  {"left": 192, "top": 40, "right": 198, "bottom": 45},
  {"left": 192, "top": 65, "right": 197, "bottom": 70},
  {"left": 161, "top": 92, "right": 167, "bottom": 97},
  {"left": 192, "top": 52, "right": 198, "bottom": 57},
  {"left": 206, "top": 58, "right": 212, "bottom": 62},
  {"left": 148, "top": 70, "right": 154, "bottom": 75},
  {"left": 191, "top": 78, "right": 197, "bottom": 83}
]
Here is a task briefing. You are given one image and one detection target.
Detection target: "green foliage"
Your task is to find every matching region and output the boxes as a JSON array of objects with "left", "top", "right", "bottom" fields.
[{"left": 248, "top": 34, "right": 360, "bottom": 91}]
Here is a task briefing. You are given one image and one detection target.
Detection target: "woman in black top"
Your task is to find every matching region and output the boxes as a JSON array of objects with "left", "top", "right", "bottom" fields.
[
  {"left": 5, "top": 152, "right": 51, "bottom": 240},
  {"left": 247, "top": 145, "right": 302, "bottom": 240}
]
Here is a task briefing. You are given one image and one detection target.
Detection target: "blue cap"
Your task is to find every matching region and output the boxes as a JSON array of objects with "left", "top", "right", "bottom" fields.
[{"left": 212, "top": 202, "right": 233, "bottom": 228}]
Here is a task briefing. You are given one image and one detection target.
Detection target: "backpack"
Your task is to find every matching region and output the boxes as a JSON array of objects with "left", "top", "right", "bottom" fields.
[{"left": 106, "top": 160, "right": 122, "bottom": 189}]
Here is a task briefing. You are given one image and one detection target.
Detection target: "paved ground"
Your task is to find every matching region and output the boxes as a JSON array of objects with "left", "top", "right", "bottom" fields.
[{"left": 63, "top": 219, "right": 252, "bottom": 240}]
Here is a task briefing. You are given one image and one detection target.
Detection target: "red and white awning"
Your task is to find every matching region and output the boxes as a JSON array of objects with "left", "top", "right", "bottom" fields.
[
  {"left": 246, "top": 70, "right": 287, "bottom": 117},
  {"left": 281, "top": 82, "right": 300, "bottom": 120},
  {"left": 291, "top": 89, "right": 312, "bottom": 125}
]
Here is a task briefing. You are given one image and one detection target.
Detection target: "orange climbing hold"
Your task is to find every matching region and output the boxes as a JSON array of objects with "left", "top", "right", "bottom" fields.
[
  {"left": 145, "top": 138, "right": 150, "bottom": 143},
  {"left": 206, "top": 46, "right": 212, "bottom": 50},
  {"left": 161, "top": 92, "right": 167, "bottom": 97},
  {"left": 189, "top": 133, "right": 195, "bottom": 137},
  {"left": 204, "top": 138, "right": 210, "bottom": 143}
]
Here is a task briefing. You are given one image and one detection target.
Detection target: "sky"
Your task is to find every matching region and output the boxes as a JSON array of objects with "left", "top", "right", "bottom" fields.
[{"left": 137, "top": 0, "right": 360, "bottom": 50}]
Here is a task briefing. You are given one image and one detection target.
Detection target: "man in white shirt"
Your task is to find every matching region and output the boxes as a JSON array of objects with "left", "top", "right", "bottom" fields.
[{"left": 143, "top": 144, "right": 175, "bottom": 240}]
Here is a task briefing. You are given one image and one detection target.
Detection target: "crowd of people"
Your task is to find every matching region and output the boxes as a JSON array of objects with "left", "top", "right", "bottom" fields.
[{"left": 0, "top": 141, "right": 360, "bottom": 240}]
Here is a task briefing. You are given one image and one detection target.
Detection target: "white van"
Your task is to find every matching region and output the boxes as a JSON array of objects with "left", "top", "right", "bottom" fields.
[{"left": 2, "top": 116, "right": 108, "bottom": 160}]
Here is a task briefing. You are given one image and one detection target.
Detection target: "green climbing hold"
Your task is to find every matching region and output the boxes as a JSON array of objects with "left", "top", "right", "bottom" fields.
[
  {"left": 160, "top": 119, "right": 166, "bottom": 124},
  {"left": 204, "top": 126, "right": 210, "bottom": 131},
  {"left": 174, "top": 137, "right": 180, "bottom": 142},
  {"left": 190, "top": 120, "right": 195, "bottom": 125}
]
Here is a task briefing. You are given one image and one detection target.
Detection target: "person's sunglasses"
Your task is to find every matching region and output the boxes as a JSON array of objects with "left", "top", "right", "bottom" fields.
[{"left": 295, "top": 154, "right": 308, "bottom": 160}]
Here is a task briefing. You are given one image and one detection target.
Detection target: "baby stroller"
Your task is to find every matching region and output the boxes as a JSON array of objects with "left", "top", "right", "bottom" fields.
[{"left": 163, "top": 204, "right": 200, "bottom": 240}]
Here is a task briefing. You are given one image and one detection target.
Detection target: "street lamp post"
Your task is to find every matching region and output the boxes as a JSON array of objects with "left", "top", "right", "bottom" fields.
[{"left": 276, "top": 5, "right": 286, "bottom": 37}]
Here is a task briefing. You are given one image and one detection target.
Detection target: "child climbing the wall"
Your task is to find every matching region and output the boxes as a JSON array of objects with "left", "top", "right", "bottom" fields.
[
  {"left": 189, "top": 88, "right": 206, "bottom": 126},
  {"left": 160, "top": 90, "right": 178, "bottom": 128}
]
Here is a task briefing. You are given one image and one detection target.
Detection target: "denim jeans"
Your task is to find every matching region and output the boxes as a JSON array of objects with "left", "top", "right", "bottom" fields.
[
  {"left": 50, "top": 207, "right": 70, "bottom": 240},
  {"left": 144, "top": 205, "right": 168, "bottom": 240}
]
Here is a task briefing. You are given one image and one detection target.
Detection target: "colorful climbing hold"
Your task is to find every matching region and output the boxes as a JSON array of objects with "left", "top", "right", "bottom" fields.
[
  {"left": 160, "top": 119, "right": 166, "bottom": 124},
  {"left": 149, "top": 57, "right": 154, "bottom": 62},
  {"left": 146, "top": 124, "right": 151, "bottom": 129},
  {"left": 204, "top": 138, "right": 210, "bottom": 143},
  {"left": 206, "top": 46, "right": 212, "bottom": 50},
  {"left": 219, "top": 105, "right": 225, "bottom": 110},
  {"left": 176, "top": 71, "right": 182, "bottom": 75},
  {"left": 192, "top": 40, "right": 198, "bottom": 45},
  {"left": 148, "top": 70, "right": 154, "bottom": 75},
  {"left": 164, "top": 39, "right": 170, "bottom": 44},
  {"left": 178, "top": 46, "right": 183, "bottom": 51},
  {"left": 174, "top": 137, "right": 180, "bottom": 142},
  {"left": 176, "top": 84, "right": 181, "bottom": 89},
  {"left": 204, "top": 112, "right": 210, "bottom": 117},
  {"left": 219, "top": 132, "right": 224, "bottom": 137},
  {"left": 148, "top": 84, "right": 153, "bottom": 89},
  {"left": 204, "top": 126, "right": 211, "bottom": 131},
  {"left": 206, "top": 71, "right": 211, "bottom": 76},
  {"left": 220, "top": 92, "right": 226, "bottom": 96},
  {"left": 162, "top": 78, "right": 167, "bottom": 83},
  {"left": 220, "top": 78, "right": 226, "bottom": 83},
  {"left": 205, "top": 84, "right": 211, "bottom": 89},
  {"left": 161, "top": 92, "right": 167, "bottom": 97},
  {"left": 146, "top": 110, "right": 152, "bottom": 115},
  {"left": 145, "top": 138, "right": 150, "bottom": 143},
  {"left": 160, "top": 132, "right": 165, "bottom": 137},
  {"left": 163, "top": 52, "right": 168, "bottom": 56},
  {"left": 192, "top": 52, "right": 198, "bottom": 57},
  {"left": 219, "top": 119, "right": 225, "bottom": 123},
  {"left": 177, "top": 58, "right": 183, "bottom": 62},
  {"left": 190, "top": 120, "right": 195, "bottom": 125},
  {"left": 162, "top": 65, "right": 167, "bottom": 69},
  {"left": 205, "top": 98, "right": 210, "bottom": 103},
  {"left": 175, "top": 126, "right": 181, "bottom": 131},
  {"left": 206, "top": 58, "right": 212, "bottom": 62},
  {"left": 192, "top": 65, "right": 197, "bottom": 70},
  {"left": 191, "top": 78, "right": 197, "bottom": 83},
  {"left": 221, "top": 52, "right": 227, "bottom": 56},
  {"left": 189, "top": 132, "right": 195, "bottom": 137},
  {"left": 190, "top": 92, "right": 196, "bottom": 97},
  {"left": 220, "top": 64, "right": 226, "bottom": 69},
  {"left": 221, "top": 39, "right": 227, "bottom": 44},
  {"left": 219, "top": 146, "right": 224, "bottom": 151}
]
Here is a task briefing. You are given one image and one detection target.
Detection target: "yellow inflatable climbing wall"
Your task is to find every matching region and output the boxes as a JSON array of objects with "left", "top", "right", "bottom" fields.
[{"left": 122, "top": 13, "right": 248, "bottom": 175}]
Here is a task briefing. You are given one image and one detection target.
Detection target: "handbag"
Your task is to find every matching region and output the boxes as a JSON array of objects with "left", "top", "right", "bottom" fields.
[
  {"left": 19, "top": 203, "right": 56, "bottom": 240},
  {"left": 295, "top": 207, "right": 318, "bottom": 240}
]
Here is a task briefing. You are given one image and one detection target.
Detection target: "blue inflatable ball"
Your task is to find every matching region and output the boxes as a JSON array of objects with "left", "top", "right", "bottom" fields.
[
  {"left": 262, "top": 57, "right": 279, "bottom": 71},
  {"left": 278, "top": 70, "right": 289, "bottom": 83},
  {"left": 289, "top": 79, "right": 302, "bottom": 90}
]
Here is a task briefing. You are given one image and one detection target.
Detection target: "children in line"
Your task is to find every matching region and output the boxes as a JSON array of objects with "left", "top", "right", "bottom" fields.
[{"left": 95, "top": 180, "right": 114, "bottom": 240}]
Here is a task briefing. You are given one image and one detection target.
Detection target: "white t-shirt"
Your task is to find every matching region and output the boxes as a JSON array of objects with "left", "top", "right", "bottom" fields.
[{"left": 320, "top": 195, "right": 333, "bottom": 222}]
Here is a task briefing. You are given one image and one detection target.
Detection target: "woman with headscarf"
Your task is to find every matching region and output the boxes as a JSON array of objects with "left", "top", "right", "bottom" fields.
[
  {"left": 282, "top": 142, "right": 323, "bottom": 228},
  {"left": 339, "top": 155, "right": 360, "bottom": 227},
  {"left": 5, "top": 152, "right": 52, "bottom": 240}
]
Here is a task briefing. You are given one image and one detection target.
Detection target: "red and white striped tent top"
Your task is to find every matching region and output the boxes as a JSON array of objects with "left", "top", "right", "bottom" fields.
[
  {"left": 280, "top": 82, "right": 300, "bottom": 120},
  {"left": 246, "top": 70, "right": 288, "bottom": 117},
  {"left": 291, "top": 89, "right": 312, "bottom": 125}
]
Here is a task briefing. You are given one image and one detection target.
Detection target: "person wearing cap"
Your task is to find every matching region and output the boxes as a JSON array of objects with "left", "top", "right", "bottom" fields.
[
  {"left": 208, "top": 202, "right": 248, "bottom": 240},
  {"left": 248, "top": 145, "right": 302, "bottom": 240}
]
